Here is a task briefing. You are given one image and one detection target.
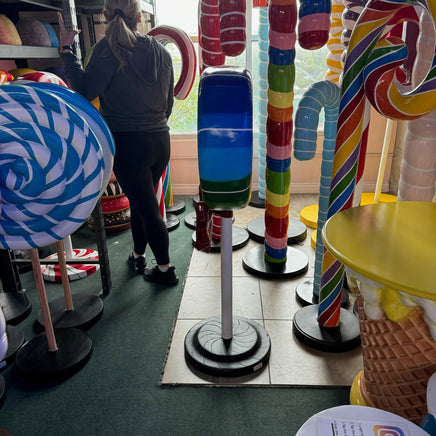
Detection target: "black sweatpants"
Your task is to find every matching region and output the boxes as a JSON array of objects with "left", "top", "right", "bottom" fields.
[{"left": 112, "top": 130, "right": 171, "bottom": 266}]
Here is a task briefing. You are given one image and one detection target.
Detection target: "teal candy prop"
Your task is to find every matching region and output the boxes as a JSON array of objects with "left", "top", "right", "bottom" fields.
[
  {"left": 0, "top": 84, "right": 114, "bottom": 250},
  {"left": 197, "top": 67, "right": 253, "bottom": 211}
]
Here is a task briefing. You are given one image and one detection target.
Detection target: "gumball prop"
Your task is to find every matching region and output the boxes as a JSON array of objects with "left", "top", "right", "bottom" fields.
[
  {"left": 317, "top": 0, "right": 436, "bottom": 337},
  {"left": 185, "top": 67, "right": 270, "bottom": 378},
  {"left": 243, "top": 0, "right": 309, "bottom": 279},
  {"left": 0, "top": 83, "right": 114, "bottom": 377}
]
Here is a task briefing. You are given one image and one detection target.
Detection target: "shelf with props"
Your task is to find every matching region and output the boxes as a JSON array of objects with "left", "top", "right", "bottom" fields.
[
  {"left": 184, "top": 67, "right": 270, "bottom": 378},
  {"left": 0, "top": 80, "right": 114, "bottom": 378}
]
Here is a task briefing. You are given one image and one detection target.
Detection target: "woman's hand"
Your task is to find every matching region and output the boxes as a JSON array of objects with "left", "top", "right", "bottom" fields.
[{"left": 57, "top": 12, "right": 81, "bottom": 47}]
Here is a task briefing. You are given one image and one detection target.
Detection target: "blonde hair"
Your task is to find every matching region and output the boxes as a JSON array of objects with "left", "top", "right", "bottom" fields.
[{"left": 104, "top": 0, "right": 141, "bottom": 68}]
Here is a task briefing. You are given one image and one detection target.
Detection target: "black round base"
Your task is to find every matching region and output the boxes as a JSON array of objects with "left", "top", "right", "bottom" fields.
[
  {"left": 0, "top": 375, "right": 5, "bottom": 409},
  {"left": 242, "top": 245, "right": 308, "bottom": 279},
  {"left": 166, "top": 199, "right": 186, "bottom": 215},
  {"left": 0, "top": 291, "right": 32, "bottom": 326},
  {"left": 184, "top": 211, "right": 197, "bottom": 229},
  {"left": 15, "top": 328, "right": 92, "bottom": 380},
  {"left": 185, "top": 211, "right": 235, "bottom": 230},
  {"left": 2, "top": 325, "right": 25, "bottom": 367},
  {"left": 295, "top": 280, "right": 350, "bottom": 308},
  {"left": 249, "top": 190, "right": 265, "bottom": 208},
  {"left": 192, "top": 227, "right": 249, "bottom": 252},
  {"left": 184, "top": 316, "right": 271, "bottom": 378},
  {"left": 36, "top": 294, "right": 104, "bottom": 330},
  {"left": 246, "top": 217, "right": 307, "bottom": 245},
  {"left": 166, "top": 213, "right": 180, "bottom": 231},
  {"left": 292, "top": 305, "right": 361, "bottom": 353}
]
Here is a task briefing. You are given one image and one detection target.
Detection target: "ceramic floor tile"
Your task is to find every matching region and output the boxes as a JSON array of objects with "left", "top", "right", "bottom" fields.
[
  {"left": 265, "top": 320, "right": 363, "bottom": 386},
  {"left": 163, "top": 196, "right": 364, "bottom": 388},
  {"left": 178, "top": 275, "right": 263, "bottom": 320}
]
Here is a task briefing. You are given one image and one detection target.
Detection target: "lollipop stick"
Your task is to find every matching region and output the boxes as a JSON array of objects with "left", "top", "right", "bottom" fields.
[
  {"left": 29, "top": 248, "right": 58, "bottom": 352},
  {"left": 55, "top": 241, "right": 74, "bottom": 311},
  {"left": 374, "top": 118, "right": 396, "bottom": 202}
]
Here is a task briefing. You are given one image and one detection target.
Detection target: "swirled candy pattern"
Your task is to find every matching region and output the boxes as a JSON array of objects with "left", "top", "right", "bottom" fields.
[
  {"left": 318, "top": 0, "right": 436, "bottom": 327},
  {"left": 0, "top": 83, "right": 114, "bottom": 249}
]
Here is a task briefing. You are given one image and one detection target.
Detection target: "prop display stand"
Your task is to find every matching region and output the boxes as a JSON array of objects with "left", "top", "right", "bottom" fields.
[
  {"left": 166, "top": 198, "right": 186, "bottom": 215},
  {"left": 185, "top": 213, "right": 271, "bottom": 377},
  {"left": 0, "top": 250, "right": 31, "bottom": 325},
  {"left": 15, "top": 249, "right": 92, "bottom": 379},
  {"left": 246, "top": 216, "right": 307, "bottom": 245},
  {"left": 36, "top": 240, "right": 103, "bottom": 330},
  {"left": 248, "top": 190, "right": 265, "bottom": 208}
]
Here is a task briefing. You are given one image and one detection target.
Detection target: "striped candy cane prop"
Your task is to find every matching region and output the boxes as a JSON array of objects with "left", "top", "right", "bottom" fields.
[
  {"left": 218, "top": 0, "right": 246, "bottom": 56},
  {"left": 256, "top": 6, "right": 269, "bottom": 202},
  {"left": 298, "top": 0, "right": 331, "bottom": 50},
  {"left": 318, "top": 0, "right": 436, "bottom": 327},
  {"left": 294, "top": 80, "right": 341, "bottom": 297},
  {"left": 199, "top": 0, "right": 226, "bottom": 72},
  {"left": 325, "top": 0, "right": 345, "bottom": 83},
  {"left": 0, "top": 83, "right": 114, "bottom": 250},
  {"left": 147, "top": 25, "right": 197, "bottom": 100},
  {"left": 263, "top": 0, "right": 297, "bottom": 265}
]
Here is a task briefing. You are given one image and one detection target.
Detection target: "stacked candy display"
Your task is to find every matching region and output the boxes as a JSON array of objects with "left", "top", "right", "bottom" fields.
[
  {"left": 263, "top": 0, "right": 297, "bottom": 265},
  {"left": 318, "top": 0, "right": 436, "bottom": 329}
]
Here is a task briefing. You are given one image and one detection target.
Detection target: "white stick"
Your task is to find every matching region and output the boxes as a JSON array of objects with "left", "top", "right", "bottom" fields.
[{"left": 220, "top": 214, "right": 233, "bottom": 340}]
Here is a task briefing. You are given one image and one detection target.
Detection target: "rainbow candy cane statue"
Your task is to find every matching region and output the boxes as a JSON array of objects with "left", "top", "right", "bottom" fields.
[
  {"left": 318, "top": 0, "right": 436, "bottom": 328},
  {"left": 264, "top": 0, "right": 297, "bottom": 265},
  {"left": 294, "top": 81, "right": 341, "bottom": 299}
]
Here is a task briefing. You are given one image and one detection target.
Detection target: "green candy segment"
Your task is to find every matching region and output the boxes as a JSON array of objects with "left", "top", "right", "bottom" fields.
[{"left": 268, "top": 64, "right": 295, "bottom": 93}]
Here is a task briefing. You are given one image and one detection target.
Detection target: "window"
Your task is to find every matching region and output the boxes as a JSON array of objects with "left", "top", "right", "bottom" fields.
[{"left": 156, "top": 1, "right": 329, "bottom": 134}]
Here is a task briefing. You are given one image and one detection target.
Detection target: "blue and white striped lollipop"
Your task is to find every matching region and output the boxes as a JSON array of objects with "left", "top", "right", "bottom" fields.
[{"left": 0, "top": 83, "right": 114, "bottom": 249}]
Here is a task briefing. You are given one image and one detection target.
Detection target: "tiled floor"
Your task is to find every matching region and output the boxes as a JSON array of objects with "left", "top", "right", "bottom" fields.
[{"left": 161, "top": 194, "right": 363, "bottom": 386}]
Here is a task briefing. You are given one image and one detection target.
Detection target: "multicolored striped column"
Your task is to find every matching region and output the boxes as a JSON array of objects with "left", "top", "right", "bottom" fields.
[{"left": 264, "top": 0, "right": 297, "bottom": 265}]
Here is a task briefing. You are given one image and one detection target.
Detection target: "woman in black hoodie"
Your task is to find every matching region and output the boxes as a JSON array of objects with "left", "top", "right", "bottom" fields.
[{"left": 58, "top": 0, "right": 178, "bottom": 286}]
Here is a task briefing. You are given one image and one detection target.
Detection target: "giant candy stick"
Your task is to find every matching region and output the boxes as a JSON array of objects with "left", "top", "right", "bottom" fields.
[
  {"left": 294, "top": 80, "right": 341, "bottom": 296},
  {"left": 257, "top": 6, "right": 269, "bottom": 201},
  {"left": 298, "top": 0, "right": 331, "bottom": 50},
  {"left": 218, "top": 0, "right": 246, "bottom": 57},
  {"left": 318, "top": 0, "right": 436, "bottom": 327},
  {"left": 264, "top": 0, "right": 297, "bottom": 264},
  {"left": 325, "top": 0, "right": 345, "bottom": 83},
  {"left": 199, "top": 0, "right": 226, "bottom": 72},
  {"left": 0, "top": 83, "right": 114, "bottom": 250}
]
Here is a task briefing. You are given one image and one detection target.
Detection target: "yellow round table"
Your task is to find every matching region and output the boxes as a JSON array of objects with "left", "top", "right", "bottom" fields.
[{"left": 322, "top": 201, "right": 436, "bottom": 423}]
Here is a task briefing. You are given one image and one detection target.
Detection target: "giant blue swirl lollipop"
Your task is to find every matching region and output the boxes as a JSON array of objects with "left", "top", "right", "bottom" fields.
[{"left": 0, "top": 83, "right": 114, "bottom": 249}]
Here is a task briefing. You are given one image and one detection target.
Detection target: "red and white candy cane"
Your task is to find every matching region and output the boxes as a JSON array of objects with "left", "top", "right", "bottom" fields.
[
  {"left": 147, "top": 25, "right": 197, "bottom": 100},
  {"left": 218, "top": 0, "right": 246, "bottom": 57},
  {"left": 199, "top": 0, "right": 226, "bottom": 72}
]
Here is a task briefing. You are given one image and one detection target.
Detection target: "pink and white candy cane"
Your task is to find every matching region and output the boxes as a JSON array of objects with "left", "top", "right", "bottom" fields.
[
  {"left": 218, "top": 0, "right": 246, "bottom": 56},
  {"left": 398, "top": 9, "right": 436, "bottom": 202},
  {"left": 199, "top": 0, "right": 226, "bottom": 72},
  {"left": 147, "top": 25, "right": 197, "bottom": 100}
]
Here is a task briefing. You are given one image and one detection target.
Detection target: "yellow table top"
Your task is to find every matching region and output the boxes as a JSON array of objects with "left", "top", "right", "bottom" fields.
[{"left": 322, "top": 201, "right": 436, "bottom": 301}]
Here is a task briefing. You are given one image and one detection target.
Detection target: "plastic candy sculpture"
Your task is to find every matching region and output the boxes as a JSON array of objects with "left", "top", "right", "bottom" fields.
[{"left": 197, "top": 67, "right": 252, "bottom": 211}]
